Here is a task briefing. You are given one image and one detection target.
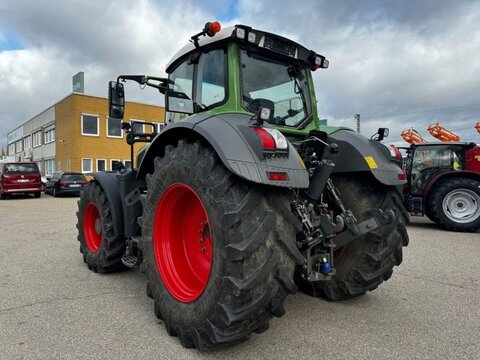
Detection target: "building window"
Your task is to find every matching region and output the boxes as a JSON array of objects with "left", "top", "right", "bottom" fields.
[
  {"left": 81, "top": 114, "right": 99, "bottom": 136},
  {"left": 36, "top": 161, "right": 43, "bottom": 173},
  {"left": 124, "top": 160, "right": 132, "bottom": 169},
  {"left": 131, "top": 119, "right": 145, "bottom": 133},
  {"left": 15, "top": 140, "right": 23, "bottom": 153},
  {"left": 107, "top": 117, "right": 123, "bottom": 138},
  {"left": 153, "top": 122, "right": 165, "bottom": 133},
  {"left": 33, "top": 130, "right": 42, "bottom": 147},
  {"left": 23, "top": 135, "right": 31, "bottom": 150},
  {"left": 44, "top": 159, "right": 55, "bottom": 175},
  {"left": 82, "top": 158, "right": 93, "bottom": 173},
  {"left": 96, "top": 159, "right": 106, "bottom": 172},
  {"left": 8, "top": 143, "right": 15, "bottom": 155},
  {"left": 44, "top": 127, "right": 55, "bottom": 144},
  {"left": 110, "top": 159, "right": 121, "bottom": 171}
]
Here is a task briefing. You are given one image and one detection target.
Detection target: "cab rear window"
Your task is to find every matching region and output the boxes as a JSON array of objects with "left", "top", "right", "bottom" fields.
[{"left": 4, "top": 164, "right": 39, "bottom": 174}]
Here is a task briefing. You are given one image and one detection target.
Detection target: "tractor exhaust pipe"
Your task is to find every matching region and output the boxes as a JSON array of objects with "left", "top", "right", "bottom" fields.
[
  {"left": 305, "top": 142, "right": 339, "bottom": 201},
  {"left": 305, "top": 159, "right": 335, "bottom": 200}
]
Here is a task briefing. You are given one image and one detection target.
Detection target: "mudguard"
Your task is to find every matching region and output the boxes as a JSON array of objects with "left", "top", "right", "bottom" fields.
[
  {"left": 88, "top": 172, "right": 124, "bottom": 238},
  {"left": 137, "top": 113, "right": 310, "bottom": 188},
  {"left": 328, "top": 130, "right": 405, "bottom": 186}
]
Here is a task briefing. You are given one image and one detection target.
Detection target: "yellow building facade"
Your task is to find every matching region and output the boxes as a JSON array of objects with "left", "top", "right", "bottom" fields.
[{"left": 6, "top": 93, "right": 165, "bottom": 174}]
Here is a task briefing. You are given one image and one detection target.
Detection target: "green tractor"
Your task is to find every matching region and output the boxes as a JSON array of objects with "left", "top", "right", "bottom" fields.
[{"left": 76, "top": 22, "right": 409, "bottom": 350}]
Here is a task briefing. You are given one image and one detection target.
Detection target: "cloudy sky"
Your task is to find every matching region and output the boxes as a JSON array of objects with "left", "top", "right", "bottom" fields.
[{"left": 1, "top": 0, "right": 479, "bottom": 148}]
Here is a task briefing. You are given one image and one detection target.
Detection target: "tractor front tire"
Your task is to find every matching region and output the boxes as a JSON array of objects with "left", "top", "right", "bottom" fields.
[
  {"left": 427, "top": 178, "right": 480, "bottom": 232},
  {"left": 76, "top": 182, "right": 126, "bottom": 273},
  {"left": 297, "top": 174, "right": 409, "bottom": 300},
  {"left": 140, "top": 140, "right": 302, "bottom": 350}
]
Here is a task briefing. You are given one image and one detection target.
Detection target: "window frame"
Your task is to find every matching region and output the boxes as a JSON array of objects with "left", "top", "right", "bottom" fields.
[
  {"left": 23, "top": 135, "right": 31, "bottom": 150},
  {"left": 81, "top": 113, "right": 100, "bottom": 137},
  {"left": 44, "top": 158, "right": 55, "bottom": 175},
  {"left": 194, "top": 47, "right": 228, "bottom": 110},
  {"left": 106, "top": 117, "right": 124, "bottom": 139},
  {"left": 33, "top": 130, "right": 42, "bottom": 148},
  {"left": 96, "top": 158, "right": 107, "bottom": 172},
  {"left": 110, "top": 159, "right": 121, "bottom": 171},
  {"left": 238, "top": 48, "right": 312, "bottom": 128},
  {"left": 165, "top": 46, "right": 228, "bottom": 123},
  {"left": 15, "top": 139, "right": 23, "bottom": 153},
  {"left": 8, "top": 143, "right": 15, "bottom": 155},
  {"left": 81, "top": 158, "right": 93, "bottom": 173},
  {"left": 44, "top": 127, "right": 55, "bottom": 144}
]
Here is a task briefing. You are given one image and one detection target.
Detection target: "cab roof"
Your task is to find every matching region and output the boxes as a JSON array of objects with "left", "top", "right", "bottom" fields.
[{"left": 165, "top": 24, "right": 328, "bottom": 73}]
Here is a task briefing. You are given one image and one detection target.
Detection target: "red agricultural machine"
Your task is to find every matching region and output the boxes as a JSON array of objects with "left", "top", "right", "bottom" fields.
[{"left": 400, "top": 123, "right": 480, "bottom": 231}]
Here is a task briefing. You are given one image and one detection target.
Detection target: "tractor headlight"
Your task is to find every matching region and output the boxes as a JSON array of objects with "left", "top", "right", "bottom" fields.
[{"left": 248, "top": 32, "right": 257, "bottom": 43}]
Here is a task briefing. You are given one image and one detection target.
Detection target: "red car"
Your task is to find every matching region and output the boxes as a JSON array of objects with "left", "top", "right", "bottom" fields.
[{"left": 0, "top": 162, "right": 42, "bottom": 199}]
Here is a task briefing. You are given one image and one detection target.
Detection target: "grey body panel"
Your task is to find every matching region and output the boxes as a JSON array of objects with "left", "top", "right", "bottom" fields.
[
  {"left": 137, "top": 113, "right": 309, "bottom": 188},
  {"left": 329, "top": 130, "right": 405, "bottom": 186}
]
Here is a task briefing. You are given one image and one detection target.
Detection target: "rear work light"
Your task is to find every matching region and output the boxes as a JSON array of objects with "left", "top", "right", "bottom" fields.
[{"left": 250, "top": 126, "right": 288, "bottom": 153}]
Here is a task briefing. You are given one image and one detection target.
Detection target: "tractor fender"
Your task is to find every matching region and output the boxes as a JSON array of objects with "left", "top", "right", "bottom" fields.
[
  {"left": 88, "top": 172, "right": 124, "bottom": 238},
  {"left": 328, "top": 129, "right": 405, "bottom": 186},
  {"left": 137, "top": 113, "right": 309, "bottom": 188}
]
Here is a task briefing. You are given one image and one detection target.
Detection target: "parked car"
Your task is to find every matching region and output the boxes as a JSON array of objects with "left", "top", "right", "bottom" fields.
[
  {"left": 44, "top": 172, "right": 88, "bottom": 197},
  {"left": 0, "top": 162, "right": 42, "bottom": 199},
  {"left": 41, "top": 174, "right": 50, "bottom": 192}
]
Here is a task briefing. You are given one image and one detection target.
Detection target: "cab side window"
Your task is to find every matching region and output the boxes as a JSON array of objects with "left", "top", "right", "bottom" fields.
[
  {"left": 166, "top": 48, "right": 226, "bottom": 124},
  {"left": 166, "top": 61, "right": 194, "bottom": 124},
  {"left": 195, "top": 49, "right": 226, "bottom": 108}
]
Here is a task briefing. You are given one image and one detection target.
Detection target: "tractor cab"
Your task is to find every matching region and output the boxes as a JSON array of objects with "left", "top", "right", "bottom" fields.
[
  {"left": 406, "top": 143, "right": 472, "bottom": 195},
  {"left": 164, "top": 22, "right": 328, "bottom": 132},
  {"left": 108, "top": 23, "right": 329, "bottom": 147}
]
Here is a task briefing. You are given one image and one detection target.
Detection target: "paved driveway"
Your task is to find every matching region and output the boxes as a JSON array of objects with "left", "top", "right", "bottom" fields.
[{"left": 0, "top": 195, "right": 478, "bottom": 359}]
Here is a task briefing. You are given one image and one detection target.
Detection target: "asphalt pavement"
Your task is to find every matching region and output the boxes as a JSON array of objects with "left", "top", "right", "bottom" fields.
[{"left": 0, "top": 195, "right": 479, "bottom": 359}]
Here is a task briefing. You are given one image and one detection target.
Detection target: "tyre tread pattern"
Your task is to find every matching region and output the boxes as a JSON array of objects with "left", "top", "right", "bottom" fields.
[
  {"left": 76, "top": 182, "right": 126, "bottom": 273},
  {"left": 297, "top": 175, "right": 409, "bottom": 300},
  {"left": 141, "top": 140, "right": 301, "bottom": 350}
]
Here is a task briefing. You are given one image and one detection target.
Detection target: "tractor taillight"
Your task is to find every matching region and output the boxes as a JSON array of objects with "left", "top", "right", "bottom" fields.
[
  {"left": 250, "top": 127, "right": 275, "bottom": 151},
  {"left": 268, "top": 172, "right": 287, "bottom": 181},
  {"left": 388, "top": 144, "right": 402, "bottom": 161},
  {"left": 250, "top": 126, "right": 289, "bottom": 153}
]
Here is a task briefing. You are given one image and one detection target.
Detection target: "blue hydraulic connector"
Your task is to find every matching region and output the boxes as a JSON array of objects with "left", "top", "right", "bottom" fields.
[{"left": 320, "top": 259, "right": 332, "bottom": 274}]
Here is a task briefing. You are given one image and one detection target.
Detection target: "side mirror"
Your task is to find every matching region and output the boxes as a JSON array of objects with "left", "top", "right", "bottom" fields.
[
  {"left": 165, "top": 90, "right": 194, "bottom": 114},
  {"left": 46, "top": 175, "right": 52, "bottom": 181},
  {"left": 108, "top": 81, "right": 125, "bottom": 119}
]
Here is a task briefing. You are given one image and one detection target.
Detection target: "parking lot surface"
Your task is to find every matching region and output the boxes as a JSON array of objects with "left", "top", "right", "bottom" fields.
[{"left": 0, "top": 195, "right": 479, "bottom": 359}]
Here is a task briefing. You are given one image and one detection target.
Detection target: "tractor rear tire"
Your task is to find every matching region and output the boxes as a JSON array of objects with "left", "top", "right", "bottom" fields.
[
  {"left": 140, "top": 139, "right": 302, "bottom": 350},
  {"left": 427, "top": 178, "right": 480, "bottom": 232},
  {"left": 296, "top": 174, "right": 409, "bottom": 300},
  {"left": 76, "top": 182, "right": 126, "bottom": 273}
]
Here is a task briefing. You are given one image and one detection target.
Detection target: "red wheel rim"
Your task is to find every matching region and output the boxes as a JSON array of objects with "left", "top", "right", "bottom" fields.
[
  {"left": 153, "top": 183, "right": 213, "bottom": 303},
  {"left": 83, "top": 202, "right": 102, "bottom": 253}
]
